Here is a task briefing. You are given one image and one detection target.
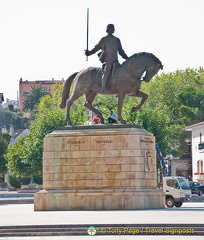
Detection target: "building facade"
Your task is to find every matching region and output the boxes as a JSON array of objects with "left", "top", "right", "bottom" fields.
[
  {"left": 185, "top": 121, "right": 204, "bottom": 184},
  {"left": 19, "top": 78, "right": 65, "bottom": 110},
  {"left": 2, "top": 99, "right": 19, "bottom": 110},
  {"left": 168, "top": 158, "right": 192, "bottom": 180}
]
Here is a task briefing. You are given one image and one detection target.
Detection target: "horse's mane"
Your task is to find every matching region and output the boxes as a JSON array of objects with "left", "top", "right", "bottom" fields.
[{"left": 127, "top": 52, "right": 162, "bottom": 65}]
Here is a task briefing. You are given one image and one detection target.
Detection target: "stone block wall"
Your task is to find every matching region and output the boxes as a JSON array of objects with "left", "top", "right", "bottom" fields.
[{"left": 42, "top": 126, "right": 157, "bottom": 190}]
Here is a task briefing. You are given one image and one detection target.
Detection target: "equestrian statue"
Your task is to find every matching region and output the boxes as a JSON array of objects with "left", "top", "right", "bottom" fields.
[{"left": 59, "top": 24, "right": 163, "bottom": 125}]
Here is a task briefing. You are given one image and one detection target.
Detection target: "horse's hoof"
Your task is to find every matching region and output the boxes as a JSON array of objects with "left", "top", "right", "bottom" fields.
[
  {"left": 59, "top": 104, "right": 65, "bottom": 109},
  {"left": 131, "top": 106, "right": 139, "bottom": 112},
  {"left": 132, "top": 104, "right": 142, "bottom": 112},
  {"left": 67, "top": 121, "right": 73, "bottom": 126},
  {"left": 99, "top": 118, "right": 104, "bottom": 124},
  {"left": 120, "top": 119, "right": 126, "bottom": 124}
]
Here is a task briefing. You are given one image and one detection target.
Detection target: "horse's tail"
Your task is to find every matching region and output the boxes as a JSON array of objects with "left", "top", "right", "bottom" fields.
[{"left": 59, "top": 72, "right": 78, "bottom": 109}]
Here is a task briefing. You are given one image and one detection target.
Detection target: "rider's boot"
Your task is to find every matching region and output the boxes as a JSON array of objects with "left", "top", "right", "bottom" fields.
[{"left": 101, "top": 73, "right": 110, "bottom": 94}]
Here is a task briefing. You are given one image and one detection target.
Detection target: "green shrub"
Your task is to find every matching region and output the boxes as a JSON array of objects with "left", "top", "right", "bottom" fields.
[{"left": 8, "top": 175, "right": 30, "bottom": 188}]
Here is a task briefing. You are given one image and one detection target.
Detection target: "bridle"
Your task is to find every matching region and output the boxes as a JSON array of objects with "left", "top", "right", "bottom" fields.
[{"left": 124, "top": 58, "right": 146, "bottom": 81}]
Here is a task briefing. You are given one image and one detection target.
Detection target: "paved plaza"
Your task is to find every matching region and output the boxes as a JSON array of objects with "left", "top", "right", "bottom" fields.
[
  {"left": 0, "top": 202, "right": 204, "bottom": 239},
  {"left": 1, "top": 202, "right": 204, "bottom": 226}
]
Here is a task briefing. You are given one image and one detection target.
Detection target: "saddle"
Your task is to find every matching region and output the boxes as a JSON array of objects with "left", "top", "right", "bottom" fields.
[{"left": 95, "top": 62, "right": 121, "bottom": 87}]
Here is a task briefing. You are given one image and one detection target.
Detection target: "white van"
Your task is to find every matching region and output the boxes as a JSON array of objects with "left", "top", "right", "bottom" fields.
[{"left": 163, "top": 176, "right": 191, "bottom": 207}]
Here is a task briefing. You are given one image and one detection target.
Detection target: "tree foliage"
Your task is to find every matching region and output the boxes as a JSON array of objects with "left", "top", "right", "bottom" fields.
[
  {"left": 0, "top": 132, "right": 11, "bottom": 175},
  {"left": 0, "top": 109, "right": 26, "bottom": 129},
  {"left": 5, "top": 107, "right": 66, "bottom": 177},
  {"left": 139, "top": 67, "right": 204, "bottom": 156},
  {"left": 23, "top": 85, "right": 49, "bottom": 111}
]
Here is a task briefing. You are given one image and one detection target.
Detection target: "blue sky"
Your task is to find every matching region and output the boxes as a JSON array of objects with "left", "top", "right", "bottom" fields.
[{"left": 0, "top": 0, "right": 204, "bottom": 100}]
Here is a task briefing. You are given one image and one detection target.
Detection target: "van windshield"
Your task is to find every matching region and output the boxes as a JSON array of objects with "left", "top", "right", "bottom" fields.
[{"left": 178, "top": 177, "right": 191, "bottom": 190}]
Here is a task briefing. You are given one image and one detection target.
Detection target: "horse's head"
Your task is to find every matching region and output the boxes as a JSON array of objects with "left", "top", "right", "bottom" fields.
[
  {"left": 129, "top": 52, "right": 163, "bottom": 82},
  {"left": 142, "top": 63, "right": 163, "bottom": 82}
]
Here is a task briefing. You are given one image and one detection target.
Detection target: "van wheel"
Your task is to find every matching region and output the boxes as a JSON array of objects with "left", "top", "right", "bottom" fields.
[
  {"left": 166, "top": 198, "right": 175, "bottom": 207},
  {"left": 198, "top": 190, "right": 202, "bottom": 196},
  {"left": 175, "top": 202, "right": 182, "bottom": 207}
]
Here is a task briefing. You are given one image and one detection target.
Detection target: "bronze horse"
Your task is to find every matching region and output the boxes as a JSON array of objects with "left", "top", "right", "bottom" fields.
[{"left": 60, "top": 52, "right": 163, "bottom": 125}]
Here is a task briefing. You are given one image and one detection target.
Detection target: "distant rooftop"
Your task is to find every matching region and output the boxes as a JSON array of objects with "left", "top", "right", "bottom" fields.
[
  {"left": 185, "top": 121, "right": 204, "bottom": 131},
  {"left": 19, "top": 78, "right": 65, "bottom": 84}
]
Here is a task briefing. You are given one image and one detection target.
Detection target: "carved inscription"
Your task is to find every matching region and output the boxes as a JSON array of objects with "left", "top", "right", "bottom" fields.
[
  {"left": 67, "top": 139, "right": 113, "bottom": 145},
  {"left": 140, "top": 139, "right": 154, "bottom": 144},
  {"left": 67, "top": 140, "right": 85, "bottom": 144},
  {"left": 95, "top": 140, "right": 112, "bottom": 144}
]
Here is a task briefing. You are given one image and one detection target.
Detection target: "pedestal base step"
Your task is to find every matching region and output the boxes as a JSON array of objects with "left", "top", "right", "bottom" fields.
[{"left": 34, "top": 188, "right": 165, "bottom": 211}]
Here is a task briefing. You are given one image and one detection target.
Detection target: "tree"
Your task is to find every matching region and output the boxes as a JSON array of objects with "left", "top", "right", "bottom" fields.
[
  {"left": 172, "top": 86, "right": 204, "bottom": 125},
  {"left": 4, "top": 84, "right": 63, "bottom": 176},
  {"left": 23, "top": 85, "right": 49, "bottom": 111},
  {"left": 5, "top": 107, "right": 66, "bottom": 177},
  {"left": 0, "top": 132, "right": 11, "bottom": 175},
  {"left": 0, "top": 109, "right": 26, "bottom": 129},
  {"left": 139, "top": 67, "right": 204, "bottom": 156}
]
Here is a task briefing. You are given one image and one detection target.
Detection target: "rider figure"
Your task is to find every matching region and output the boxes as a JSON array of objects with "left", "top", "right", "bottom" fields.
[{"left": 85, "top": 24, "right": 128, "bottom": 93}]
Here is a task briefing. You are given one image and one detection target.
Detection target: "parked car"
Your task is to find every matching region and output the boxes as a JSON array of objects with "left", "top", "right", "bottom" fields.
[{"left": 189, "top": 181, "right": 204, "bottom": 196}]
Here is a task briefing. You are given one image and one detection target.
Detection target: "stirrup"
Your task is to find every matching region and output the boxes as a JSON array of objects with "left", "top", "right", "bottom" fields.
[{"left": 101, "top": 88, "right": 110, "bottom": 94}]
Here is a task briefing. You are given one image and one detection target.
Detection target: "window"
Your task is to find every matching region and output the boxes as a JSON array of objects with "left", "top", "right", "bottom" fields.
[
  {"left": 198, "top": 143, "right": 204, "bottom": 150},
  {"left": 42, "top": 87, "right": 48, "bottom": 92},
  {"left": 177, "top": 177, "right": 190, "bottom": 190},
  {"left": 197, "top": 160, "right": 204, "bottom": 173},
  {"left": 166, "top": 179, "right": 179, "bottom": 189},
  {"left": 23, "top": 90, "right": 29, "bottom": 95}
]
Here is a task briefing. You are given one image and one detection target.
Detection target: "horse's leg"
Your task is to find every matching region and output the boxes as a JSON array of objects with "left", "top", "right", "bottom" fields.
[
  {"left": 66, "top": 92, "right": 84, "bottom": 125},
  {"left": 118, "top": 93, "right": 126, "bottom": 124},
  {"left": 84, "top": 91, "right": 105, "bottom": 124},
  {"left": 131, "top": 91, "right": 148, "bottom": 112}
]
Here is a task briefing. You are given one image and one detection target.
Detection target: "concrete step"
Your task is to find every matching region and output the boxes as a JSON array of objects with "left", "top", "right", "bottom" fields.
[
  {"left": 0, "top": 198, "right": 33, "bottom": 204},
  {"left": 0, "top": 225, "right": 86, "bottom": 237},
  {"left": 0, "top": 224, "right": 204, "bottom": 236}
]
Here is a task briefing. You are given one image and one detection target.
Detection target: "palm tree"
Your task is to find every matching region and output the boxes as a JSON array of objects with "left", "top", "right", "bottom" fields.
[{"left": 23, "top": 86, "right": 49, "bottom": 110}]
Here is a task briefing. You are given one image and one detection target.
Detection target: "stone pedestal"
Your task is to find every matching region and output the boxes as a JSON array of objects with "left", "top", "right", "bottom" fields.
[{"left": 34, "top": 124, "right": 164, "bottom": 210}]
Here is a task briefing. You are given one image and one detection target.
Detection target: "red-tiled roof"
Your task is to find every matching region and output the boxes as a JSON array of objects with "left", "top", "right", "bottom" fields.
[{"left": 14, "top": 129, "right": 26, "bottom": 139}]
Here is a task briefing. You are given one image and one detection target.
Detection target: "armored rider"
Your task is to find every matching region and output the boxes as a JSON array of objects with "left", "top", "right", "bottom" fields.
[{"left": 85, "top": 24, "right": 128, "bottom": 93}]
